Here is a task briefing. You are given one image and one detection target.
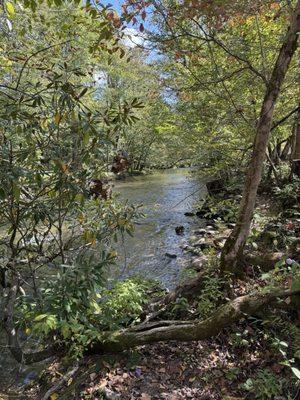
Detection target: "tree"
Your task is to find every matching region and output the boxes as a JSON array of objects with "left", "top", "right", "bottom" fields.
[
  {"left": 126, "top": 0, "right": 300, "bottom": 272},
  {"left": 221, "top": 0, "right": 300, "bottom": 274},
  {"left": 0, "top": 1, "right": 142, "bottom": 363},
  {"left": 291, "top": 105, "right": 300, "bottom": 177}
]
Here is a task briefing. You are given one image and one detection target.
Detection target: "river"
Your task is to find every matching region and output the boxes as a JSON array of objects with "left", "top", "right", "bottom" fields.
[
  {"left": 115, "top": 168, "right": 206, "bottom": 288},
  {"left": 0, "top": 168, "right": 206, "bottom": 392}
]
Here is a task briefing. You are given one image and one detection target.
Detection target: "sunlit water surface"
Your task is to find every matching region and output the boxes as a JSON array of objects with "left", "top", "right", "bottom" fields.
[{"left": 114, "top": 168, "right": 206, "bottom": 288}]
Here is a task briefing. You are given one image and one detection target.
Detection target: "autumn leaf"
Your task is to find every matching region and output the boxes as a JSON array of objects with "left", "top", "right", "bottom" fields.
[
  {"left": 141, "top": 394, "right": 151, "bottom": 400},
  {"left": 54, "top": 113, "right": 61, "bottom": 125},
  {"left": 6, "top": 2, "right": 15, "bottom": 18}
]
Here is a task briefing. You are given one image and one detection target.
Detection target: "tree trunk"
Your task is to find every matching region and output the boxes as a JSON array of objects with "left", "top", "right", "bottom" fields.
[
  {"left": 3, "top": 273, "right": 59, "bottom": 364},
  {"left": 5, "top": 283, "right": 300, "bottom": 364},
  {"left": 281, "top": 137, "right": 292, "bottom": 161},
  {"left": 221, "top": 1, "right": 300, "bottom": 275},
  {"left": 292, "top": 105, "right": 300, "bottom": 177},
  {"left": 89, "top": 287, "right": 299, "bottom": 354}
]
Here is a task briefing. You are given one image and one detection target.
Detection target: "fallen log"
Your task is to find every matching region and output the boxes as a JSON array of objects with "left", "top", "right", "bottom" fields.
[
  {"left": 89, "top": 286, "right": 300, "bottom": 354},
  {"left": 4, "top": 277, "right": 299, "bottom": 364}
]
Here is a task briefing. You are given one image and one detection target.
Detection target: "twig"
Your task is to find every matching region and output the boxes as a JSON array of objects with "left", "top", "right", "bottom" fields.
[
  {"left": 15, "top": 40, "right": 72, "bottom": 90},
  {"left": 41, "top": 364, "right": 79, "bottom": 400}
]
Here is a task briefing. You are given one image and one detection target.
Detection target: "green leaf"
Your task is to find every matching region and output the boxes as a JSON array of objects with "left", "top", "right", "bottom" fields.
[
  {"left": 291, "top": 367, "right": 300, "bottom": 380},
  {"left": 294, "top": 350, "right": 300, "bottom": 359},
  {"left": 34, "top": 314, "right": 48, "bottom": 321},
  {"left": 83, "top": 131, "right": 90, "bottom": 146},
  {"left": 12, "top": 184, "right": 20, "bottom": 202},
  {"left": 6, "top": 1, "right": 15, "bottom": 18},
  {"left": 0, "top": 187, "right": 6, "bottom": 200}
]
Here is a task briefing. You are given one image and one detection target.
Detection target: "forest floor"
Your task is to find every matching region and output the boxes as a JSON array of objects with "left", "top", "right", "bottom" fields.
[{"left": 6, "top": 188, "right": 300, "bottom": 400}]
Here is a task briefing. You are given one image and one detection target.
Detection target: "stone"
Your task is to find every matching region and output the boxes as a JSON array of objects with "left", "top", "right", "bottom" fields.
[
  {"left": 192, "top": 238, "right": 206, "bottom": 247},
  {"left": 175, "top": 225, "right": 185, "bottom": 235},
  {"left": 206, "top": 230, "right": 217, "bottom": 236},
  {"left": 189, "top": 235, "right": 199, "bottom": 242},
  {"left": 165, "top": 252, "right": 177, "bottom": 259},
  {"left": 194, "top": 229, "right": 207, "bottom": 235},
  {"left": 190, "top": 257, "right": 204, "bottom": 270},
  {"left": 213, "top": 239, "right": 226, "bottom": 248},
  {"left": 286, "top": 258, "right": 296, "bottom": 265}
]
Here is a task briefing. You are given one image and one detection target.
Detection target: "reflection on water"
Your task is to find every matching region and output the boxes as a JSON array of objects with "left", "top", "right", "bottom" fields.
[{"left": 115, "top": 169, "right": 206, "bottom": 288}]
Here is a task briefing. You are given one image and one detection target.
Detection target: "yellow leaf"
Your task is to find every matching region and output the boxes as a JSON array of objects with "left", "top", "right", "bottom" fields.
[
  {"left": 6, "top": 2, "right": 15, "bottom": 18},
  {"left": 54, "top": 113, "right": 61, "bottom": 125},
  {"left": 50, "top": 394, "right": 58, "bottom": 400},
  {"left": 41, "top": 119, "right": 48, "bottom": 129},
  {"left": 67, "top": 377, "right": 73, "bottom": 386}
]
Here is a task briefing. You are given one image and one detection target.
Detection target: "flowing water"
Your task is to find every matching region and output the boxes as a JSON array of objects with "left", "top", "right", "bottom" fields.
[
  {"left": 115, "top": 168, "right": 206, "bottom": 288},
  {"left": 0, "top": 168, "right": 206, "bottom": 392}
]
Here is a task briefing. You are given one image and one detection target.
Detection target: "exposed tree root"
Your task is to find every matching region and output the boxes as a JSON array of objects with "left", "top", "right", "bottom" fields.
[
  {"left": 89, "top": 287, "right": 300, "bottom": 354},
  {"left": 4, "top": 273, "right": 300, "bottom": 366}
]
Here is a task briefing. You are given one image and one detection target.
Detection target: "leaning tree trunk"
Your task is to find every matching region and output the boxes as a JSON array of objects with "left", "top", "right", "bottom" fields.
[
  {"left": 89, "top": 287, "right": 299, "bottom": 354},
  {"left": 221, "top": 1, "right": 300, "bottom": 275},
  {"left": 291, "top": 105, "right": 300, "bottom": 177}
]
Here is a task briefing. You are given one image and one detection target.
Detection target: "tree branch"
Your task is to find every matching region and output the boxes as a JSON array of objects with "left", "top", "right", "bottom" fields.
[
  {"left": 271, "top": 105, "right": 300, "bottom": 131},
  {"left": 15, "top": 40, "right": 72, "bottom": 90}
]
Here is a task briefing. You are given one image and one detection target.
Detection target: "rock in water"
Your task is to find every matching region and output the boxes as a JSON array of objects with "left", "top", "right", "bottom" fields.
[
  {"left": 175, "top": 226, "right": 185, "bottom": 235},
  {"left": 165, "top": 252, "right": 177, "bottom": 259},
  {"left": 184, "top": 212, "right": 195, "bottom": 216}
]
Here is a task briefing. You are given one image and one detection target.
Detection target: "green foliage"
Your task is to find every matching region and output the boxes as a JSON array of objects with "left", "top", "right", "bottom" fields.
[
  {"left": 196, "top": 195, "right": 239, "bottom": 223},
  {"left": 97, "top": 278, "right": 149, "bottom": 330},
  {"left": 0, "top": 0, "right": 151, "bottom": 360},
  {"left": 273, "top": 178, "right": 300, "bottom": 208},
  {"left": 241, "top": 369, "right": 285, "bottom": 400},
  {"left": 261, "top": 258, "right": 300, "bottom": 288},
  {"left": 19, "top": 264, "right": 149, "bottom": 357},
  {"left": 196, "top": 255, "right": 225, "bottom": 318},
  {"left": 170, "top": 296, "right": 189, "bottom": 316},
  {"left": 272, "top": 338, "right": 300, "bottom": 382}
]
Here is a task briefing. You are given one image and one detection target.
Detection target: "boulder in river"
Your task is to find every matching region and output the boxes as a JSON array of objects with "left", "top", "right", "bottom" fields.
[
  {"left": 175, "top": 226, "right": 185, "bottom": 235},
  {"left": 165, "top": 252, "right": 177, "bottom": 259},
  {"left": 194, "top": 229, "right": 207, "bottom": 235},
  {"left": 184, "top": 212, "right": 195, "bottom": 217},
  {"left": 206, "top": 225, "right": 215, "bottom": 230}
]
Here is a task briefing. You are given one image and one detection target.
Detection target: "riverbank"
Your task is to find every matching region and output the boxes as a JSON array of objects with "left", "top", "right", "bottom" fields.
[
  {"left": 0, "top": 169, "right": 207, "bottom": 395},
  {"left": 15, "top": 179, "right": 300, "bottom": 400}
]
